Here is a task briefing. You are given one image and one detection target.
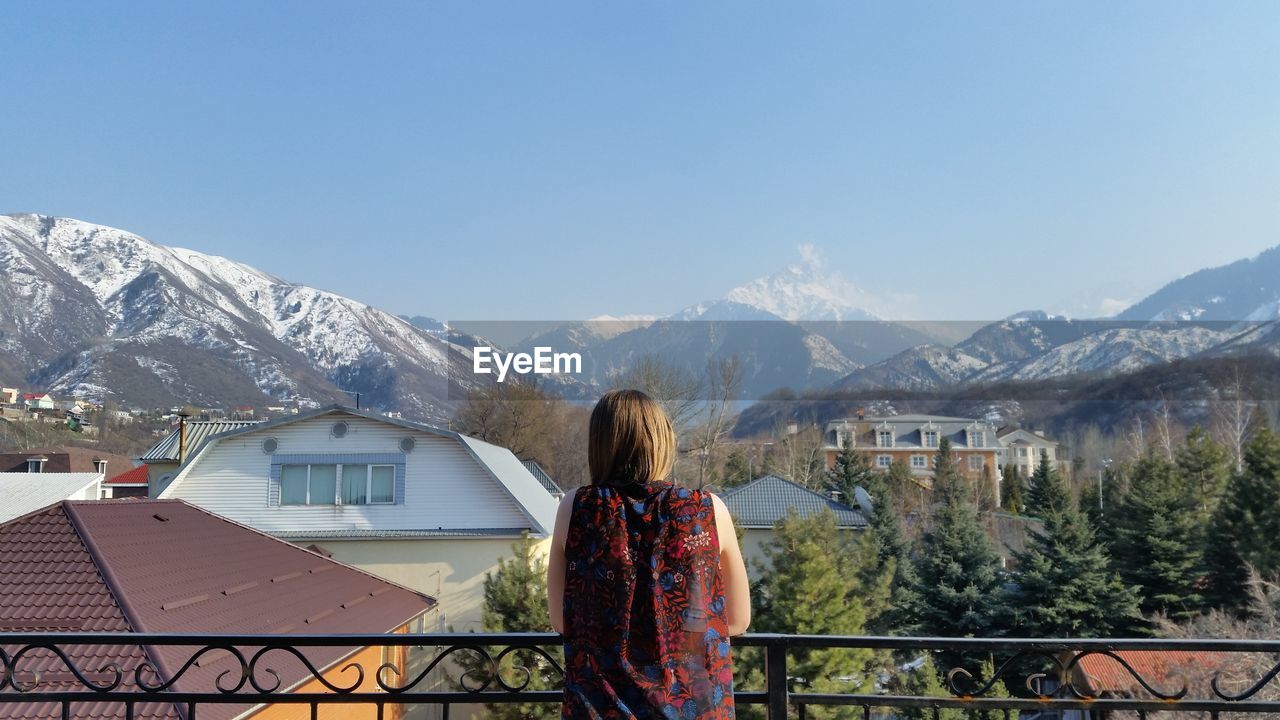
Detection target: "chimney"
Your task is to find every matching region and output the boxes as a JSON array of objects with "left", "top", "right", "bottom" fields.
[
  {"left": 177, "top": 410, "right": 191, "bottom": 464},
  {"left": 857, "top": 407, "right": 866, "bottom": 420}
]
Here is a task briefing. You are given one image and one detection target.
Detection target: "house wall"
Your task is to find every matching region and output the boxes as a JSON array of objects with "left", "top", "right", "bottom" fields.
[
  {"left": 305, "top": 536, "right": 553, "bottom": 633},
  {"left": 160, "top": 416, "right": 531, "bottom": 534},
  {"left": 738, "top": 526, "right": 863, "bottom": 580},
  {"left": 248, "top": 626, "right": 411, "bottom": 720}
]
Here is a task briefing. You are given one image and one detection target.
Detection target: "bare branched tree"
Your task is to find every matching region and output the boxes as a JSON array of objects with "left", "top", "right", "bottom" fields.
[
  {"left": 615, "top": 354, "right": 702, "bottom": 433},
  {"left": 1212, "top": 365, "right": 1257, "bottom": 473},
  {"left": 690, "top": 356, "right": 744, "bottom": 488}
]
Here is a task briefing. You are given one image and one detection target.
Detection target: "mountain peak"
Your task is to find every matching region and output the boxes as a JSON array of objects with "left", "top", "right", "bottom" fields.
[{"left": 698, "top": 245, "right": 883, "bottom": 322}]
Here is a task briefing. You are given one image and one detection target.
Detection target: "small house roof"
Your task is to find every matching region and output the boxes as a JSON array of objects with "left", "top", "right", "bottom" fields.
[
  {"left": 0, "top": 498, "right": 435, "bottom": 720},
  {"left": 1077, "top": 649, "right": 1228, "bottom": 696},
  {"left": 104, "top": 463, "right": 149, "bottom": 486},
  {"left": 0, "top": 473, "right": 101, "bottom": 523},
  {"left": 139, "top": 420, "right": 264, "bottom": 462},
  {"left": 722, "top": 474, "right": 868, "bottom": 529},
  {"left": 160, "top": 405, "right": 558, "bottom": 535}
]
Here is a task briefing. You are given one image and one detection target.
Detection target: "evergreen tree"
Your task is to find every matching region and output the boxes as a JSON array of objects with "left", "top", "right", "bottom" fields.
[
  {"left": 828, "top": 445, "right": 877, "bottom": 506},
  {"left": 476, "top": 533, "right": 559, "bottom": 720},
  {"left": 915, "top": 439, "right": 1010, "bottom": 666},
  {"left": 1204, "top": 423, "right": 1280, "bottom": 613},
  {"left": 861, "top": 466, "right": 924, "bottom": 635},
  {"left": 1026, "top": 450, "right": 1067, "bottom": 517},
  {"left": 1000, "top": 464, "right": 1024, "bottom": 514},
  {"left": 721, "top": 450, "right": 753, "bottom": 487},
  {"left": 1010, "top": 453, "right": 1144, "bottom": 637},
  {"left": 1176, "top": 426, "right": 1231, "bottom": 522},
  {"left": 748, "top": 509, "right": 891, "bottom": 718},
  {"left": 963, "top": 658, "right": 1018, "bottom": 720},
  {"left": 1110, "top": 454, "right": 1204, "bottom": 620},
  {"left": 894, "top": 654, "right": 963, "bottom": 720},
  {"left": 974, "top": 462, "right": 999, "bottom": 518}
]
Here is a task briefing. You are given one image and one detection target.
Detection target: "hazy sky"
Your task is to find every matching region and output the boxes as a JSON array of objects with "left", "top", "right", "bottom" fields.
[{"left": 3, "top": 1, "right": 1277, "bottom": 321}]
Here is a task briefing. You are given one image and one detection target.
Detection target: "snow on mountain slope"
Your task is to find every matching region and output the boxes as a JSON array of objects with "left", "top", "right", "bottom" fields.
[
  {"left": 677, "top": 246, "right": 883, "bottom": 322},
  {"left": 1117, "top": 245, "right": 1280, "bottom": 322},
  {"left": 0, "top": 214, "right": 464, "bottom": 419},
  {"left": 974, "top": 326, "right": 1235, "bottom": 382}
]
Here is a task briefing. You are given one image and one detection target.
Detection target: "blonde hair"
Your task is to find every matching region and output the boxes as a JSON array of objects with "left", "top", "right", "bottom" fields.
[{"left": 589, "top": 389, "right": 677, "bottom": 486}]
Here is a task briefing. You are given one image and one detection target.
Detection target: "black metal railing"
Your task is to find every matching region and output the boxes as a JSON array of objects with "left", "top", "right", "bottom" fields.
[{"left": 4, "top": 633, "right": 1280, "bottom": 719}]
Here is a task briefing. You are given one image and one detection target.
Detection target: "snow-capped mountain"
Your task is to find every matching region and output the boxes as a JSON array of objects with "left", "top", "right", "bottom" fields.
[
  {"left": 1116, "top": 245, "right": 1280, "bottom": 321},
  {"left": 674, "top": 245, "right": 883, "bottom": 322},
  {"left": 0, "top": 215, "right": 470, "bottom": 421}
]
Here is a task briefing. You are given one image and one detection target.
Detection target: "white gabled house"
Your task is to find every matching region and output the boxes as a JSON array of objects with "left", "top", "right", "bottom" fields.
[{"left": 157, "top": 404, "right": 557, "bottom": 633}]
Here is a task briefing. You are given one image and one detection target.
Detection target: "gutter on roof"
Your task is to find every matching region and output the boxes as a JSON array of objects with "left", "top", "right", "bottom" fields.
[{"left": 61, "top": 501, "right": 187, "bottom": 720}]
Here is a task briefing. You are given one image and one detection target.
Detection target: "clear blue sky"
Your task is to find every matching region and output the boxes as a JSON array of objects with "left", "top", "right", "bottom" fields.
[{"left": 3, "top": 1, "right": 1277, "bottom": 321}]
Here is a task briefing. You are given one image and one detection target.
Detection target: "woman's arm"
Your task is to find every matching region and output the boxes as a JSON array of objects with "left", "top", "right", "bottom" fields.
[
  {"left": 546, "top": 492, "right": 575, "bottom": 635},
  {"left": 711, "top": 493, "right": 751, "bottom": 636}
]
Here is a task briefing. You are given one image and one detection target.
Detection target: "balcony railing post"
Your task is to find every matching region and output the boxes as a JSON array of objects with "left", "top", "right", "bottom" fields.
[{"left": 765, "top": 637, "right": 788, "bottom": 720}]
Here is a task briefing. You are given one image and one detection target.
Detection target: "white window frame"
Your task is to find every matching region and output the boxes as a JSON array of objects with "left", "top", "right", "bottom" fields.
[
  {"left": 910, "top": 454, "right": 927, "bottom": 469},
  {"left": 279, "top": 463, "right": 397, "bottom": 506},
  {"left": 26, "top": 459, "right": 43, "bottom": 473},
  {"left": 969, "top": 430, "right": 986, "bottom": 447},
  {"left": 877, "top": 430, "right": 894, "bottom": 448},
  {"left": 923, "top": 430, "right": 939, "bottom": 448},
  {"left": 876, "top": 454, "right": 892, "bottom": 468},
  {"left": 341, "top": 464, "right": 397, "bottom": 506},
  {"left": 969, "top": 455, "right": 984, "bottom": 471}
]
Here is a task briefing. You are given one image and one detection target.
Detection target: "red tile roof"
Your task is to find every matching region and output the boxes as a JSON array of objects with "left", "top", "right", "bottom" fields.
[
  {"left": 0, "top": 499, "right": 435, "bottom": 720},
  {"left": 1077, "top": 649, "right": 1228, "bottom": 696},
  {"left": 103, "top": 464, "right": 148, "bottom": 486}
]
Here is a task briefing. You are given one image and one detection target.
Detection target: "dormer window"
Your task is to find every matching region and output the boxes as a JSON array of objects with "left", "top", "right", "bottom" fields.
[
  {"left": 967, "top": 429, "right": 986, "bottom": 447},
  {"left": 923, "top": 430, "right": 939, "bottom": 448},
  {"left": 26, "top": 457, "right": 46, "bottom": 473},
  {"left": 93, "top": 459, "right": 107, "bottom": 474},
  {"left": 877, "top": 430, "right": 894, "bottom": 448}
]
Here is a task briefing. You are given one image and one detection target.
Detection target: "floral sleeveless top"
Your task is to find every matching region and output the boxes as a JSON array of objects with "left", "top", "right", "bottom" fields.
[{"left": 562, "top": 481, "right": 735, "bottom": 719}]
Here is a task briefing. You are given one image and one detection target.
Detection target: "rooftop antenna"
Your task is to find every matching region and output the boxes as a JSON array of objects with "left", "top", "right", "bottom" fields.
[{"left": 340, "top": 390, "right": 361, "bottom": 410}]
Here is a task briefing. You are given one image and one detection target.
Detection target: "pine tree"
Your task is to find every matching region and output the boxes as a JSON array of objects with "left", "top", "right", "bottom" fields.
[
  {"left": 476, "top": 533, "right": 559, "bottom": 720},
  {"left": 1026, "top": 450, "right": 1066, "bottom": 517},
  {"left": 828, "top": 445, "right": 877, "bottom": 506},
  {"left": 861, "top": 466, "right": 924, "bottom": 635},
  {"left": 1010, "top": 453, "right": 1144, "bottom": 637},
  {"left": 748, "top": 509, "right": 891, "bottom": 718},
  {"left": 1110, "top": 454, "right": 1204, "bottom": 621},
  {"left": 894, "top": 653, "right": 964, "bottom": 720},
  {"left": 963, "top": 658, "right": 1019, "bottom": 720},
  {"left": 915, "top": 439, "right": 1010, "bottom": 667},
  {"left": 1000, "top": 464, "right": 1024, "bottom": 514},
  {"left": 1176, "top": 425, "right": 1231, "bottom": 522},
  {"left": 1204, "top": 423, "right": 1280, "bottom": 613}
]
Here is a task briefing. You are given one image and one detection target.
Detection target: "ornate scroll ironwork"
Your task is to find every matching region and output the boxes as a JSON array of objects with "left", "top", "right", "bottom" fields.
[{"left": 3, "top": 633, "right": 1280, "bottom": 719}]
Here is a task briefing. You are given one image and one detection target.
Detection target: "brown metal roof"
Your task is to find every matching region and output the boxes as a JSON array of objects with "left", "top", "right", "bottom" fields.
[
  {"left": 0, "top": 499, "right": 435, "bottom": 720},
  {"left": 0, "top": 504, "right": 176, "bottom": 719}
]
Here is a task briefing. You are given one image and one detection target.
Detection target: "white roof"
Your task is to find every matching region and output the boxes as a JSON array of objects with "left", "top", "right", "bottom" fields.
[
  {"left": 456, "top": 434, "right": 558, "bottom": 535},
  {"left": 0, "top": 473, "right": 102, "bottom": 523}
]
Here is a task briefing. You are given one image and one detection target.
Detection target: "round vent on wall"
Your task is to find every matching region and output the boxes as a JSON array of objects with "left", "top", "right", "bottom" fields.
[
  {"left": 399, "top": 437, "right": 416, "bottom": 453},
  {"left": 331, "top": 421, "right": 349, "bottom": 438},
  {"left": 262, "top": 438, "right": 279, "bottom": 454}
]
